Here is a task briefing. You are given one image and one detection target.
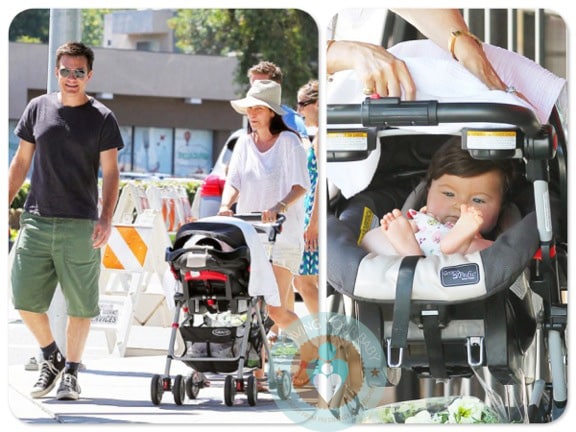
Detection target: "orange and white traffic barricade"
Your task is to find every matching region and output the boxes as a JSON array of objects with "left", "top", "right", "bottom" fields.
[
  {"left": 94, "top": 209, "right": 171, "bottom": 356},
  {"left": 113, "top": 182, "right": 150, "bottom": 224},
  {"left": 146, "top": 184, "right": 191, "bottom": 234},
  {"left": 174, "top": 184, "right": 193, "bottom": 225}
]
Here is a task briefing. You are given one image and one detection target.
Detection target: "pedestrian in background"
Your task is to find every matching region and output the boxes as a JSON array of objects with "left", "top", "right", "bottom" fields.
[
  {"left": 292, "top": 79, "right": 320, "bottom": 387},
  {"left": 8, "top": 41, "right": 124, "bottom": 401}
]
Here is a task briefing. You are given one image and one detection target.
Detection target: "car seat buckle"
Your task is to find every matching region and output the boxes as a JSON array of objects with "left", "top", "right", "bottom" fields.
[
  {"left": 386, "top": 338, "right": 403, "bottom": 368},
  {"left": 466, "top": 336, "right": 484, "bottom": 367}
]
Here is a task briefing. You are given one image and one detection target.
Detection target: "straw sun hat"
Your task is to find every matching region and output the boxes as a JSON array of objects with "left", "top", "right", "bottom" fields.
[{"left": 230, "top": 79, "right": 286, "bottom": 115}]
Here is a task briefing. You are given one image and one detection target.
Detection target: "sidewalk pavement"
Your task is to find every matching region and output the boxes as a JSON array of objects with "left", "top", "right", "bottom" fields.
[
  {"left": 6, "top": 304, "right": 322, "bottom": 430},
  {"left": 8, "top": 353, "right": 313, "bottom": 428}
]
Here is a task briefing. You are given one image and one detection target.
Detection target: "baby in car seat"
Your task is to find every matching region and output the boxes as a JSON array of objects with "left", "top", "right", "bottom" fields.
[{"left": 361, "top": 138, "right": 516, "bottom": 257}]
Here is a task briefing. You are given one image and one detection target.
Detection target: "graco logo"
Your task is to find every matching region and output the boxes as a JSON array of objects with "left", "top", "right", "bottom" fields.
[
  {"left": 273, "top": 312, "right": 392, "bottom": 430},
  {"left": 211, "top": 328, "right": 231, "bottom": 337}
]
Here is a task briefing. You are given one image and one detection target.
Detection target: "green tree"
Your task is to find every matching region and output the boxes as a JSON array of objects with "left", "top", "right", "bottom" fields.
[
  {"left": 9, "top": 9, "right": 50, "bottom": 43},
  {"left": 82, "top": 9, "right": 116, "bottom": 46},
  {"left": 9, "top": 9, "right": 120, "bottom": 47},
  {"left": 169, "top": 9, "right": 318, "bottom": 106}
]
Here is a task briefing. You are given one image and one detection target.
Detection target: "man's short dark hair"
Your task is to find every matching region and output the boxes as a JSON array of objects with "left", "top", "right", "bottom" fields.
[{"left": 56, "top": 41, "right": 95, "bottom": 71}]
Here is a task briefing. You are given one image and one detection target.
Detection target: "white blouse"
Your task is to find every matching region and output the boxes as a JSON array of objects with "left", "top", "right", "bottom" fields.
[{"left": 227, "top": 130, "right": 310, "bottom": 250}]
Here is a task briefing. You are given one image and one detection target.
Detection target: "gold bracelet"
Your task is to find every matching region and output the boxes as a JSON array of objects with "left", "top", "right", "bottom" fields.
[
  {"left": 449, "top": 30, "right": 482, "bottom": 61},
  {"left": 278, "top": 201, "right": 288, "bottom": 212}
]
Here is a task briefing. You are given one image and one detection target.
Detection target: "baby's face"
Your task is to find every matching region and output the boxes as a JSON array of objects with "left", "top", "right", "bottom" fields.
[{"left": 426, "top": 172, "right": 504, "bottom": 233}]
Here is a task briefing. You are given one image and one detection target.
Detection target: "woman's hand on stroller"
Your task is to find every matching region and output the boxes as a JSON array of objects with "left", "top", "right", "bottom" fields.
[
  {"left": 217, "top": 205, "right": 235, "bottom": 217},
  {"left": 262, "top": 208, "right": 279, "bottom": 224},
  {"left": 327, "top": 40, "right": 416, "bottom": 100}
]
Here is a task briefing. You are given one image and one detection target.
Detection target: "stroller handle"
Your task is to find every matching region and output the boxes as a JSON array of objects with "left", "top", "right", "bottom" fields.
[
  {"left": 233, "top": 212, "right": 286, "bottom": 225},
  {"left": 233, "top": 213, "right": 286, "bottom": 241},
  {"left": 327, "top": 97, "right": 543, "bottom": 137}
]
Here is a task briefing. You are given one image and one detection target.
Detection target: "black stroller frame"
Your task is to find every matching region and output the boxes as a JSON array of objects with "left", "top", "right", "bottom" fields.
[
  {"left": 326, "top": 97, "right": 567, "bottom": 423},
  {"left": 150, "top": 214, "right": 292, "bottom": 407}
]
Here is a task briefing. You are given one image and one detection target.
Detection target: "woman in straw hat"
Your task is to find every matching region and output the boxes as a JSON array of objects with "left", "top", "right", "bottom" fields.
[{"left": 219, "top": 79, "right": 314, "bottom": 389}]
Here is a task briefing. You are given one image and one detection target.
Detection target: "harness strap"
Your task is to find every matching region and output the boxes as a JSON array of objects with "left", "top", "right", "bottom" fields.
[
  {"left": 422, "top": 310, "right": 447, "bottom": 378},
  {"left": 389, "top": 255, "right": 421, "bottom": 367}
]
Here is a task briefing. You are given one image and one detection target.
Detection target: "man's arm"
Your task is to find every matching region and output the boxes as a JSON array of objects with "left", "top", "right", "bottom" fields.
[
  {"left": 9, "top": 140, "right": 35, "bottom": 205},
  {"left": 92, "top": 148, "right": 120, "bottom": 248}
]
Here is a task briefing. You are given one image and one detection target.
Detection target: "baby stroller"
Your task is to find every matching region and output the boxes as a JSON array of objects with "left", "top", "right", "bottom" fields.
[
  {"left": 325, "top": 96, "right": 567, "bottom": 423},
  {"left": 150, "top": 214, "right": 292, "bottom": 406}
]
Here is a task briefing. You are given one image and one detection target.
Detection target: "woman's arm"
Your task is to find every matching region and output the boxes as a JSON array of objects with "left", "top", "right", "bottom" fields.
[
  {"left": 218, "top": 183, "right": 239, "bottom": 216},
  {"left": 327, "top": 9, "right": 511, "bottom": 98},
  {"left": 303, "top": 138, "right": 320, "bottom": 251},
  {"left": 392, "top": 8, "right": 507, "bottom": 91}
]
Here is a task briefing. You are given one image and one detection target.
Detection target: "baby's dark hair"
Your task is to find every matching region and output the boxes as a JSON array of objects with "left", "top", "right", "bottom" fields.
[{"left": 425, "top": 137, "right": 516, "bottom": 198}]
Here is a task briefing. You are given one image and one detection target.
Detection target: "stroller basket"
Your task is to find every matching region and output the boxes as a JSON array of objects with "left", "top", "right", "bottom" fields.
[{"left": 179, "top": 324, "right": 261, "bottom": 373}]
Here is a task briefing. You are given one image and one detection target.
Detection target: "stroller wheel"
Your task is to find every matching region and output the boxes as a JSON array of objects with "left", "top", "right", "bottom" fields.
[
  {"left": 276, "top": 370, "right": 291, "bottom": 400},
  {"left": 224, "top": 375, "right": 236, "bottom": 406},
  {"left": 247, "top": 375, "right": 258, "bottom": 406},
  {"left": 172, "top": 375, "right": 186, "bottom": 406},
  {"left": 150, "top": 374, "right": 164, "bottom": 405},
  {"left": 185, "top": 372, "right": 202, "bottom": 399}
]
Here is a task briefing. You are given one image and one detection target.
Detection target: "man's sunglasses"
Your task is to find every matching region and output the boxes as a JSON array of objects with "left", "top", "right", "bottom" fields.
[
  {"left": 59, "top": 68, "right": 87, "bottom": 79},
  {"left": 297, "top": 99, "right": 315, "bottom": 107}
]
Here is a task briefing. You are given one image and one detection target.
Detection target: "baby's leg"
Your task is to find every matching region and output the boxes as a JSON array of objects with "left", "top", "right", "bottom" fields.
[
  {"left": 359, "top": 227, "right": 398, "bottom": 255},
  {"left": 381, "top": 209, "right": 423, "bottom": 256},
  {"left": 440, "top": 205, "right": 483, "bottom": 254}
]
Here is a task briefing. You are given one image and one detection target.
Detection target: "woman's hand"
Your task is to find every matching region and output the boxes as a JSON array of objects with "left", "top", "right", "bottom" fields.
[
  {"left": 303, "top": 220, "right": 318, "bottom": 252},
  {"left": 328, "top": 40, "right": 416, "bottom": 100},
  {"left": 217, "top": 205, "right": 234, "bottom": 216},
  {"left": 262, "top": 208, "right": 279, "bottom": 223}
]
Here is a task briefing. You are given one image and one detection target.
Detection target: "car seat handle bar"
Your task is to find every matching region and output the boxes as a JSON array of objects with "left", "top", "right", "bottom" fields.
[{"left": 328, "top": 97, "right": 542, "bottom": 137}]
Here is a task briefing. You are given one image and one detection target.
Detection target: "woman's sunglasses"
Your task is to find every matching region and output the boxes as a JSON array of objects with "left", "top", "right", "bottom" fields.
[
  {"left": 59, "top": 68, "right": 87, "bottom": 79},
  {"left": 297, "top": 99, "right": 315, "bottom": 108}
]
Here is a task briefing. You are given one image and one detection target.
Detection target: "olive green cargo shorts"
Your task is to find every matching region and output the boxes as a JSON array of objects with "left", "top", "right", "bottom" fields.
[{"left": 11, "top": 212, "right": 101, "bottom": 318}]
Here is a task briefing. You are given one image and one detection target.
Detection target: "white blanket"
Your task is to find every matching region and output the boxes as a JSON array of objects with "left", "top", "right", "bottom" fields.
[{"left": 327, "top": 39, "right": 567, "bottom": 199}]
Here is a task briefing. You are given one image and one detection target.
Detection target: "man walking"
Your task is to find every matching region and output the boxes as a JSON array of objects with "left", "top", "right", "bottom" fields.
[{"left": 8, "top": 41, "right": 124, "bottom": 400}]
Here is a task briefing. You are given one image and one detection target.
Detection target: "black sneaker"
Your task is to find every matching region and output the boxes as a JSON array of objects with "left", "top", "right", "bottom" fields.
[
  {"left": 56, "top": 373, "right": 81, "bottom": 400},
  {"left": 30, "top": 351, "right": 65, "bottom": 398}
]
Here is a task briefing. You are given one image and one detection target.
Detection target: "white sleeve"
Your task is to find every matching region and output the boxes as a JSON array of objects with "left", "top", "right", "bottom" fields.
[
  {"left": 285, "top": 133, "right": 311, "bottom": 191},
  {"left": 226, "top": 134, "right": 248, "bottom": 191}
]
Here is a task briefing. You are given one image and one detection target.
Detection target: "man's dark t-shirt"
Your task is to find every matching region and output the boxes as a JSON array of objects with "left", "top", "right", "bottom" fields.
[{"left": 15, "top": 93, "right": 124, "bottom": 220}]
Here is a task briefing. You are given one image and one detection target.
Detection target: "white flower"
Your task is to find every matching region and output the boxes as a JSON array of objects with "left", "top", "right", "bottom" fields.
[
  {"left": 405, "top": 410, "right": 437, "bottom": 424},
  {"left": 447, "top": 396, "right": 485, "bottom": 423}
]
